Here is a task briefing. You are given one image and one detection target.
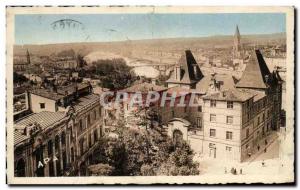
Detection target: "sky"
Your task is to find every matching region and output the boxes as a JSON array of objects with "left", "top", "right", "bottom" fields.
[{"left": 15, "top": 13, "right": 286, "bottom": 45}]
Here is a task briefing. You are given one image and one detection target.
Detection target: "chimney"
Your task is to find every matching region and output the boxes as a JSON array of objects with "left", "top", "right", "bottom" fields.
[
  {"left": 151, "top": 78, "right": 156, "bottom": 85},
  {"left": 264, "top": 75, "right": 269, "bottom": 83},
  {"left": 23, "top": 126, "right": 29, "bottom": 136}
]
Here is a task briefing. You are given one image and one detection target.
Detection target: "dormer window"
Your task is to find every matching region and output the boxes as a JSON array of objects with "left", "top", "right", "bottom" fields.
[
  {"left": 40, "top": 103, "right": 45, "bottom": 109},
  {"left": 193, "top": 65, "right": 198, "bottom": 77},
  {"left": 265, "top": 75, "right": 269, "bottom": 82}
]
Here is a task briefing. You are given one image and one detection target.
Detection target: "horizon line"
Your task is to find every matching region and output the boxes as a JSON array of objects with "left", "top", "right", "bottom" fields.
[{"left": 14, "top": 32, "right": 286, "bottom": 46}]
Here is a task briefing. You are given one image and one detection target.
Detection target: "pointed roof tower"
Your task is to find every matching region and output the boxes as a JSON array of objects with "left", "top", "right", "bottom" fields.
[
  {"left": 235, "top": 25, "right": 240, "bottom": 37},
  {"left": 166, "top": 50, "right": 203, "bottom": 86},
  {"left": 26, "top": 49, "right": 31, "bottom": 65},
  {"left": 234, "top": 26, "right": 241, "bottom": 47},
  {"left": 236, "top": 49, "right": 271, "bottom": 89}
]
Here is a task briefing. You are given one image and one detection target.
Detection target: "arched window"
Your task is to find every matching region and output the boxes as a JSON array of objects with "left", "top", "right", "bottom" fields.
[
  {"left": 15, "top": 158, "right": 26, "bottom": 177},
  {"left": 55, "top": 135, "right": 60, "bottom": 149},
  {"left": 94, "top": 130, "right": 98, "bottom": 142},
  {"left": 47, "top": 140, "right": 53, "bottom": 156},
  {"left": 173, "top": 130, "right": 183, "bottom": 144},
  {"left": 61, "top": 132, "right": 66, "bottom": 146}
]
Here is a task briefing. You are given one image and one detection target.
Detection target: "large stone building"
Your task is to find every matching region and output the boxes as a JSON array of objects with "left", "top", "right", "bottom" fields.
[
  {"left": 165, "top": 49, "right": 282, "bottom": 162},
  {"left": 14, "top": 83, "right": 104, "bottom": 177}
]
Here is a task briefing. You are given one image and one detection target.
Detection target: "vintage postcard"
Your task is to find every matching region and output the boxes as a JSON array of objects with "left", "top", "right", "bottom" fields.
[{"left": 6, "top": 6, "right": 294, "bottom": 184}]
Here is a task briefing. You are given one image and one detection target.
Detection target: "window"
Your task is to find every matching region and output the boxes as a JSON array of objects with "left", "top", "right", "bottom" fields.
[
  {"left": 40, "top": 103, "right": 45, "bottom": 109},
  {"left": 210, "top": 114, "right": 216, "bottom": 122},
  {"left": 55, "top": 135, "right": 60, "bottom": 150},
  {"left": 71, "top": 147, "right": 74, "bottom": 162},
  {"left": 226, "top": 116, "right": 233, "bottom": 124},
  {"left": 262, "top": 113, "right": 265, "bottom": 121},
  {"left": 246, "top": 128, "right": 250, "bottom": 138},
  {"left": 94, "top": 130, "right": 98, "bottom": 142},
  {"left": 87, "top": 115, "right": 91, "bottom": 125},
  {"left": 209, "top": 143, "right": 215, "bottom": 148},
  {"left": 61, "top": 132, "right": 66, "bottom": 145},
  {"left": 227, "top": 101, "right": 233, "bottom": 109},
  {"left": 88, "top": 134, "right": 92, "bottom": 147},
  {"left": 94, "top": 110, "right": 97, "bottom": 120},
  {"left": 99, "top": 107, "right": 102, "bottom": 116},
  {"left": 79, "top": 119, "right": 83, "bottom": 131},
  {"left": 172, "top": 110, "right": 175, "bottom": 117},
  {"left": 210, "top": 100, "right": 216, "bottom": 107},
  {"left": 198, "top": 106, "right": 202, "bottom": 112},
  {"left": 196, "top": 117, "right": 202, "bottom": 129},
  {"left": 226, "top": 146, "right": 232, "bottom": 151},
  {"left": 184, "top": 106, "right": 187, "bottom": 113},
  {"left": 47, "top": 140, "right": 53, "bottom": 156},
  {"left": 258, "top": 117, "right": 260, "bottom": 124},
  {"left": 79, "top": 139, "right": 84, "bottom": 155},
  {"left": 246, "top": 144, "right": 249, "bottom": 149},
  {"left": 210, "top": 129, "right": 216, "bottom": 137},
  {"left": 226, "top": 131, "right": 233, "bottom": 140}
]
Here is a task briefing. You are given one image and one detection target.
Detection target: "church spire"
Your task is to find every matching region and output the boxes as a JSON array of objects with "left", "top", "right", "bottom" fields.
[
  {"left": 235, "top": 25, "right": 240, "bottom": 38},
  {"left": 26, "top": 49, "right": 31, "bottom": 65},
  {"left": 233, "top": 25, "right": 243, "bottom": 59}
]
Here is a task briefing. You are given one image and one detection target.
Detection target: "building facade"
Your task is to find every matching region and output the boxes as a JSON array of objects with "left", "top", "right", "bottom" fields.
[
  {"left": 165, "top": 49, "right": 282, "bottom": 162},
  {"left": 14, "top": 83, "right": 104, "bottom": 177}
]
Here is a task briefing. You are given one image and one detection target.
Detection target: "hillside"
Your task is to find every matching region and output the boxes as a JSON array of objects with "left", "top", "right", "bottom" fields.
[{"left": 13, "top": 33, "right": 286, "bottom": 56}]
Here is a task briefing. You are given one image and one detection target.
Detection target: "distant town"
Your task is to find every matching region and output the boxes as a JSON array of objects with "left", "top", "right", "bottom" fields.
[{"left": 13, "top": 25, "right": 288, "bottom": 177}]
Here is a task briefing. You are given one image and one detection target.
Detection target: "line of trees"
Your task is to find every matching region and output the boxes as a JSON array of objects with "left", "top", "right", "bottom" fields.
[
  {"left": 80, "top": 58, "right": 137, "bottom": 90},
  {"left": 88, "top": 128, "right": 199, "bottom": 176}
]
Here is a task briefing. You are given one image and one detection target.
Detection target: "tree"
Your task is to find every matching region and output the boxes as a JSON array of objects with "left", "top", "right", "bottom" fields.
[
  {"left": 157, "top": 142, "right": 199, "bottom": 176},
  {"left": 76, "top": 54, "right": 87, "bottom": 68},
  {"left": 84, "top": 58, "right": 137, "bottom": 90},
  {"left": 88, "top": 163, "right": 114, "bottom": 176},
  {"left": 56, "top": 49, "right": 76, "bottom": 58},
  {"left": 13, "top": 72, "right": 28, "bottom": 85},
  {"left": 140, "top": 164, "right": 155, "bottom": 176},
  {"left": 90, "top": 127, "right": 200, "bottom": 176}
]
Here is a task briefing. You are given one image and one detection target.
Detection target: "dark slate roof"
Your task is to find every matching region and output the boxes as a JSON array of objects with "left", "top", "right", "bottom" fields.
[
  {"left": 236, "top": 49, "right": 271, "bottom": 89},
  {"left": 202, "top": 88, "right": 255, "bottom": 102},
  {"left": 166, "top": 50, "right": 203, "bottom": 84}
]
